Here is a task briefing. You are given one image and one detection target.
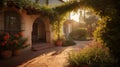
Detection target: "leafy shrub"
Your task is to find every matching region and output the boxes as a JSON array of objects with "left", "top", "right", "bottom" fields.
[
  {"left": 63, "top": 37, "right": 76, "bottom": 46},
  {"left": 69, "top": 29, "right": 87, "bottom": 41},
  {"left": 0, "top": 32, "right": 28, "bottom": 51},
  {"left": 67, "top": 42, "right": 117, "bottom": 67},
  {"left": 94, "top": 17, "right": 120, "bottom": 65}
]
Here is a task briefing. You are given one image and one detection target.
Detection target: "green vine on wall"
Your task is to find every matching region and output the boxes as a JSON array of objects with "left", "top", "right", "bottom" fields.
[
  {"left": 0, "top": 0, "right": 83, "bottom": 40},
  {"left": 1, "top": 0, "right": 120, "bottom": 65},
  {"left": 0, "top": 0, "right": 82, "bottom": 24}
]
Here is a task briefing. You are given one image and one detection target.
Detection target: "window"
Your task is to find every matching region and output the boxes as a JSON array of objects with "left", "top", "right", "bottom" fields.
[{"left": 4, "top": 11, "right": 21, "bottom": 33}]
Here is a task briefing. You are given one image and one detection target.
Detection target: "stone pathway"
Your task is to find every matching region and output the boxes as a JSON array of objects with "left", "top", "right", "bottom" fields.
[{"left": 0, "top": 41, "right": 91, "bottom": 67}]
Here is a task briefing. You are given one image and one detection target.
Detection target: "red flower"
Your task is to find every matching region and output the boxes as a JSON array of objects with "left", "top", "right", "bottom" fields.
[
  {"left": 1, "top": 43, "right": 5, "bottom": 46},
  {"left": 14, "top": 34, "right": 19, "bottom": 38},
  {"left": 13, "top": 40, "right": 18, "bottom": 44},
  {"left": 1, "top": 41, "right": 7, "bottom": 46},
  {"left": 8, "top": 41, "right": 13, "bottom": 45},
  {"left": 3, "top": 33, "right": 10, "bottom": 40},
  {"left": 19, "top": 32, "right": 23, "bottom": 37},
  {"left": 4, "top": 41, "right": 7, "bottom": 44}
]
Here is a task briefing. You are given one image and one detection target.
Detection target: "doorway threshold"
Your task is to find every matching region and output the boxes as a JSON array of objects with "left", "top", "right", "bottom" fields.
[{"left": 32, "top": 43, "right": 54, "bottom": 51}]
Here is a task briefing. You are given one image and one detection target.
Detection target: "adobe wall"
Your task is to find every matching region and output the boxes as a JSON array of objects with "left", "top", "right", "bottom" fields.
[
  {"left": 20, "top": 10, "right": 52, "bottom": 47},
  {"left": 1, "top": 6, "right": 52, "bottom": 48}
]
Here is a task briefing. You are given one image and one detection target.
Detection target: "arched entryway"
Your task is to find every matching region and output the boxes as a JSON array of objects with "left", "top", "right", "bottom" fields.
[{"left": 32, "top": 18, "right": 46, "bottom": 44}]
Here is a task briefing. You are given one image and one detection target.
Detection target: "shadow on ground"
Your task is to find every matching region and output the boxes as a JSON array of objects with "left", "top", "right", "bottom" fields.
[
  {"left": 0, "top": 41, "right": 91, "bottom": 67},
  {"left": 0, "top": 46, "right": 67, "bottom": 67}
]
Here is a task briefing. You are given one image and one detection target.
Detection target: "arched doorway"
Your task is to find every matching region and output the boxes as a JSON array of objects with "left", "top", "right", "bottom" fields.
[{"left": 32, "top": 18, "right": 46, "bottom": 44}]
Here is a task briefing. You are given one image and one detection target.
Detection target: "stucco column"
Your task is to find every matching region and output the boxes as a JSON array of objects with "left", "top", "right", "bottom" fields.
[
  {"left": 42, "top": 18, "right": 52, "bottom": 43},
  {"left": 21, "top": 10, "right": 39, "bottom": 47}
]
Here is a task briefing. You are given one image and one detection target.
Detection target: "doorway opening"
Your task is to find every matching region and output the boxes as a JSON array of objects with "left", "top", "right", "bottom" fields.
[{"left": 32, "top": 18, "right": 46, "bottom": 44}]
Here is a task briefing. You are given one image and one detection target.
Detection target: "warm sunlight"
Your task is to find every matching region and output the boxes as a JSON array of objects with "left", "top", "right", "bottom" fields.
[
  {"left": 63, "top": 0, "right": 69, "bottom": 2},
  {"left": 0, "top": 0, "right": 119, "bottom": 67},
  {"left": 70, "top": 12, "right": 80, "bottom": 22}
]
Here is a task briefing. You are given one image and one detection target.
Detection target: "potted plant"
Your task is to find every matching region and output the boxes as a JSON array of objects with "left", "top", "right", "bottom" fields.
[
  {"left": 0, "top": 33, "right": 12, "bottom": 59},
  {"left": 11, "top": 32, "right": 28, "bottom": 56},
  {"left": 55, "top": 19, "right": 65, "bottom": 46},
  {"left": 55, "top": 37, "right": 64, "bottom": 46},
  {"left": 55, "top": 30, "right": 65, "bottom": 46},
  {"left": 0, "top": 32, "right": 28, "bottom": 58}
]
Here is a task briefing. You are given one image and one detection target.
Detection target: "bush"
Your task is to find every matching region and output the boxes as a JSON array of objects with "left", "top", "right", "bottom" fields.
[
  {"left": 69, "top": 29, "right": 87, "bottom": 41},
  {"left": 67, "top": 42, "right": 117, "bottom": 67},
  {"left": 0, "top": 32, "right": 28, "bottom": 51},
  {"left": 94, "top": 17, "right": 120, "bottom": 65},
  {"left": 63, "top": 37, "right": 76, "bottom": 46}
]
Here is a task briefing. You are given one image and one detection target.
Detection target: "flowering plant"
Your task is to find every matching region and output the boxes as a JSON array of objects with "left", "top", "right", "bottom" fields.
[
  {"left": 0, "top": 33, "right": 12, "bottom": 51},
  {"left": 0, "top": 32, "right": 27, "bottom": 51}
]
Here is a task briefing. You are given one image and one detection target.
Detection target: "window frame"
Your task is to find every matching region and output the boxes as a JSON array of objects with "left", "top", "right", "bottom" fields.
[{"left": 4, "top": 11, "right": 21, "bottom": 33}]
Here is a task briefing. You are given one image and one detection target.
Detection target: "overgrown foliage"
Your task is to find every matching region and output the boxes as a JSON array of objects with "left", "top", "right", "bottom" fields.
[
  {"left": 67, "top": 42, "right": 117, "bottom": 67},
  {"left": 69, "top": 29, "right": 87, "bottom": 41},
  {"left": 1, "top": 1, "right": 120, "bottom": 65},
  {"left": 0, "top": 32, "right": 28, "bottom": 51},
  {"left": 83, "top": 0, "right": 120, "bottom": 65},
  {"left": 63, "top": 37, "right": 76, "bottom": 46},
  {"left": 84, "top": 11, "right": 98, "bottom": 37},
  {"left": 54, "top": 0, "right": 120, "bottom": 66}
]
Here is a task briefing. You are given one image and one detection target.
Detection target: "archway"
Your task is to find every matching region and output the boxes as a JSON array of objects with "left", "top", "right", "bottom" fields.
[{"left": 32, "top": 18, "right": 46, "bottom": 44}]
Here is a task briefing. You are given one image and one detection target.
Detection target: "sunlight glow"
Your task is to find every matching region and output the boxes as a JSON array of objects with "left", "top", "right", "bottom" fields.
[
  {"left": 63, "top": 0, "right": 69, "bottom": 2},
  {"left": 70, "top": 12, "right": 80, "bottom": 22}
]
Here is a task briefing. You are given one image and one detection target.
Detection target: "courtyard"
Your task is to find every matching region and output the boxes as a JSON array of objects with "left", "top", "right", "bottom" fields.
[
  {"left": 0, "top": 41, "right": 91, "bottom": 67},
  {"left": 0, "top": 0, "right": 120, "bottom": 67}
]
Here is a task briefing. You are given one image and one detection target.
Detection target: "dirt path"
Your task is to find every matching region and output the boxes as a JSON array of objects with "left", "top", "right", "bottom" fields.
[
  {"left": 18, "top": 47, "right": 73, "bottom": 67},
  {"left": 0, "top": 41, "right": 91, "bottom": 67},
  {"left": 18, "top": 41, "right": 91, "bottom": 67}
]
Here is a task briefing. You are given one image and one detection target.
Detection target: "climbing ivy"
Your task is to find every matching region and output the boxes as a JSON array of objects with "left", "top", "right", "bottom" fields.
[
  {"left": 82, "top": 0, "right": 120, "bottom": 66},
  {"left": 56, "top": 0, "right": 120, "bottom": 66},
  {"left": 1, "top": 1, "right": 120, "bottom": 63}
]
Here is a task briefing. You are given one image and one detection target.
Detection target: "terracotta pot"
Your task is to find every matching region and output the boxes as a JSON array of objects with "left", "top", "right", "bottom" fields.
[
  {"left": 55, "top": 39, "right": 63, "bottom": 46},
  {"left": 13, "top": 49, "right": 21, "bottom": 56},
  {"left": 1, "top": 50, "right": 12, "bottom": 59}
]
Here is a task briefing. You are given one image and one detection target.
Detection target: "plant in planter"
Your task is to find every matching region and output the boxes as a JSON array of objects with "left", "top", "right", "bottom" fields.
[
  {"left": 10, "top": 32, "right": 28, "bottom": 56},
  {"left": 55, "top": 37, "right": 64, "bottom": 46},
  {"left": 0, "top": 33, "right": 12, "bottom": 59},
  {"left": 54, "top": 19, "right": 65, "bottom": 46},
  {"left": 55, "top": 32, "right": 65, "bottom": 46},
  {"left": 0, "top": 32, "right": 28, "bottom": 58}
]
